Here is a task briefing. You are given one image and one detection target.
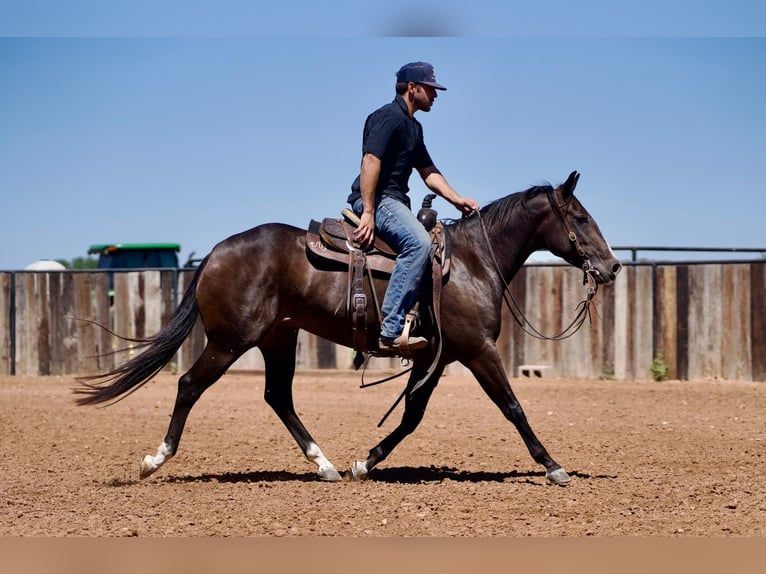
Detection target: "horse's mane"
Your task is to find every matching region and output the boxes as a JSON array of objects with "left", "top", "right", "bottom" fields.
[{"left": 445, "top": 184, "right": 553, "bottom": 240}]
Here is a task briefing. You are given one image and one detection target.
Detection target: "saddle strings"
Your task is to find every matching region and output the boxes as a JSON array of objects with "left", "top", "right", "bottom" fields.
[{"left": 476, "top": 210, "right": 599, "bottom": 341}]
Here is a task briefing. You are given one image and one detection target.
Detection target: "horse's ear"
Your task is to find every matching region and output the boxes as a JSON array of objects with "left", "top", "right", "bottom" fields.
[{"left": 560, "top": 171, "right": 580, "bottom": 199}]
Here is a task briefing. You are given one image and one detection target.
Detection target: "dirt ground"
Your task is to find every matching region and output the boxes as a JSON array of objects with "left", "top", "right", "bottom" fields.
[{"left": 1, "top": 370, "right": 764, "bottom": 537}]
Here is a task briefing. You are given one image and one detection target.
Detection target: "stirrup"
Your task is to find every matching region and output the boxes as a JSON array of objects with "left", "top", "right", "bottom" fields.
[{"left": 378, "top": 335, "right": 428, "bottom": 353}]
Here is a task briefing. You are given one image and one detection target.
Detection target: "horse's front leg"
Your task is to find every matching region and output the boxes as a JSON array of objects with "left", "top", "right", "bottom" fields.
[
  {"left": 465, "top": 344, "right": 571, "bottom": 485},
  {"left": 261, "top": 329, "right": 342, "bottom": 482},
  {"left": 348, "top": 363, "right": 444, "bottom": 480}
]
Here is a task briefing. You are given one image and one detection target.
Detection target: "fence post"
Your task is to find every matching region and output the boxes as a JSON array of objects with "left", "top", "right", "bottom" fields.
[
  {"left": 651, "top": 262, "right": 658, "bottom": 362},
  {"left": 9, "top": 272, "right": 16, "bottom": 376}
]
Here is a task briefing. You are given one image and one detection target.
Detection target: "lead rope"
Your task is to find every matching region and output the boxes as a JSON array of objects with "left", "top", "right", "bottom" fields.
[{"left": 476, "top": 210, "right": 599, "bottom": 341}]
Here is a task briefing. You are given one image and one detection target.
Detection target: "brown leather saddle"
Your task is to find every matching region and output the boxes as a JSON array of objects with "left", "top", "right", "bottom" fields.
[
  {"left": 307, "top": 209, "right": 398, "bottom": 275},
  {"left": 305, "top": 208, "right": 450, "bottom": 357}
]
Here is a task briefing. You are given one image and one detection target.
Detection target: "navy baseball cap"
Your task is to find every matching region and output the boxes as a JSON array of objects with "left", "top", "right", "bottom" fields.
[{"left": 396, "top": 61, "right": 447, "bottom": 90}]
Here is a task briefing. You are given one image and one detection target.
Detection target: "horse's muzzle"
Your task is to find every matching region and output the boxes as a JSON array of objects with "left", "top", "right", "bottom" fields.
[{"left": 589, "top": 259, "right": 622, "bottom": 285}]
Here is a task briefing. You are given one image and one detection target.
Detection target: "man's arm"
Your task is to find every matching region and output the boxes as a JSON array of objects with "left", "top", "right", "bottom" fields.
[
  {"left": 417, "top": 165, "right": 479, "bottom": 215},
  {"left": 353, "top": 153, "right": 381, "bottom": 247}
]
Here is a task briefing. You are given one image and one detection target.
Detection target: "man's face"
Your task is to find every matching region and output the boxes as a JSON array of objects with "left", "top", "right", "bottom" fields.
[{"left": 411, "top": 83, "right": 437, "bottom": 112}]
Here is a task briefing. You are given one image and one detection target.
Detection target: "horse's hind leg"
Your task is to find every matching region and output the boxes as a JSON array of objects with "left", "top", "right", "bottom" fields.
[
  {"left": 260, "top": 327, "right": 342, "bottom": 482},
  {"left": 140, "top": 341, "right": 238, "bottom": 479}
]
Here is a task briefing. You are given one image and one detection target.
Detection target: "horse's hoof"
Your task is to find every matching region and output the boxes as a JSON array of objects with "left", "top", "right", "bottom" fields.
[
  {"left": 546, "top": 468, "right": 571, "bottom": 486},
  {"left": 347, "top": 460, "right": 369, "bottom": 481},
  {"left": 318, "top": 467, "right": 343, "bottom": 482},
  {"left": 140, "top": 455, "right": 159, "bottom": 480},
  {"left": 140, "top": 443, "right": 172, "bottom": 480}
]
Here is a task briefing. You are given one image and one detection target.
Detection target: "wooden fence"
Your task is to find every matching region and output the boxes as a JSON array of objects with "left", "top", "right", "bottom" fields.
[{"left": 1, "top": 261, "right": 764, "bottom": 381}]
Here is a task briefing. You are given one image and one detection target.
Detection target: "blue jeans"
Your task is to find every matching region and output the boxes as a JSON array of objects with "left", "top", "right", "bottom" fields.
[{"left": 353, "top": 196, "right": 431, "bottom": 339}]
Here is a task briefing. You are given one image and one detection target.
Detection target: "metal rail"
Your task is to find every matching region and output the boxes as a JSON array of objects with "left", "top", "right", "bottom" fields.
[{"left": 611, "top": 246, "right": 766, "bottom": 262}]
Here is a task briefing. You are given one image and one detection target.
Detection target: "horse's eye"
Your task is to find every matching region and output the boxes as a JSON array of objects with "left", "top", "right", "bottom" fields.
[{"left": 575, "top": 215, "right": 588, "bottom": 224}]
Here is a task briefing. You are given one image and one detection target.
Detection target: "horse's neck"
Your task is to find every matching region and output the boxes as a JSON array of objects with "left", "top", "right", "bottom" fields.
[{"left": 486, "top": 215, "right": 545, "bottom": 282}]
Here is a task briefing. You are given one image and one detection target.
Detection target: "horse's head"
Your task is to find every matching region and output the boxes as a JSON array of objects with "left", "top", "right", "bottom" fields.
[{"left": 541, "top": 171, "right": 621, "bottom": 285}]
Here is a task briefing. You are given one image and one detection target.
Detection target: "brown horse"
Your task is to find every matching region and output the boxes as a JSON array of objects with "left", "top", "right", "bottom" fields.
[{"left": 76, "top": 171, "right": 621, "bottom": 485}]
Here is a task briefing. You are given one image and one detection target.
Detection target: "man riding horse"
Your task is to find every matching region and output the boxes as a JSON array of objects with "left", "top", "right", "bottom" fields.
[{"left": 347, "top": 61, "right": 479, "bottom": 354}]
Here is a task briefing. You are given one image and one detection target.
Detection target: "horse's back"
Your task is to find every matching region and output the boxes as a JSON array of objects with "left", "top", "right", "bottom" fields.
[{"left": 196, "top": 221, "right": 350, "bottom": 344}]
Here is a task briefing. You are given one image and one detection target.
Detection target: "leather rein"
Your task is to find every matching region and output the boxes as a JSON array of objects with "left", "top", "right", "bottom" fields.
[{"left": 476, "top": 189, "right": 599, "bottom": 341}]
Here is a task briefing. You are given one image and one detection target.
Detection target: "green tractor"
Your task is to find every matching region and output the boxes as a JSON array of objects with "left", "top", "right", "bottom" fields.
[
  {"left": 87, "top": 243, "right": 188, "bottom": 299},
  {"left": 88, "top": 243, "right": 182, "bottom": 270}
]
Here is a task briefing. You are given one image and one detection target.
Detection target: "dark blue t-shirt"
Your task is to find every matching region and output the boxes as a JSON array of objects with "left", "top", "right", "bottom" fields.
[{"left": 347, "top": 94, "right": 434, "bottom": 210}]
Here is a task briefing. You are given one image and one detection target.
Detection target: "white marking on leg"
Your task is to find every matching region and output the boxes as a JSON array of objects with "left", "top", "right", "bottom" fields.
[
  {"left": 349, "top": 460, "right": 369, "bottom": 481},
  {"left": 305, "top": 442, "right": 341, "bottom": 481},
  {"left": 140, "top": 441, "right": 173, "bottom": 479}
]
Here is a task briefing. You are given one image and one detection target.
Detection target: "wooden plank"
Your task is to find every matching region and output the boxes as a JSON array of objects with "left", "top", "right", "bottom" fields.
[
  {"left": 36, "top": 274, "right": 51, "bottom": 376},
  {"left": 93, "top": 272, "right": 114, "bottom": 372},
  {"left": 160, "top": 270, "right": 174, "bottom": 327},
  {"left": 134, "top": 272, "right": 146, "bottom": 339},
  {"left": 47, "top": 273, "right": 62, "bottom": 374},
  {"left": 73, "top": 273, "right": 99, "bottom": 373},
  {"left": 112, "top": 273, "right": 131, "bottom": 341},
  {"left": 704, "top": 265, "right": 724, "bottom": 378},
  {"left": 612, "top": 265, "right": 629, "bottom": 379},
  {"left": 231, "top": 347, "right": 265, "bottom": 371},
  {"left": 521, "top": 267, "right": 540, "bottom": 368},
  {"left": 599, "top": 272, "right": 616, "bottom": 379},
  {"left": 675, "top": 266, "right": 689, "bottom": 380},
  {"left": 295, "top": 329, "right": 310, "bottom": 368},
  {"left": 549, "top": 266, "right": 566, "bottom": 374},
  {"left": 751, "top": 262, "right": 766, "bottom": 381},
  {"left": 47, "top": 272, "right": 78, "bottom": 376},
  {"left": 625, "top": 267, "right": 646, "bottom": 379},
  {"left": 62, "top": 273, "right": 79, "bottom": 374},
  {"left": 524, "top": 266, "right": 554, "bottom": 367},
  {"left": 721, "top": 264, "right": 752, "bottom": 380},
  {"left": 625, "top": 267, "right": 637, "bottom": 378},
  {"left": 586, "top": 274, "right": 605, "bottom": 379},
  {"left": 559, "top": 267, "right": 588, "bottom": 378},
  {"left": 111, "top": 272, "right": 139, "bottom": 368},
  {"left": 14, "top": 275, "right": 27, "bottom": 375},
  {"left": 655, "top": 265, "right": 678, "bottom": 379},
  {"left": 632, "top": 266, "right": 654, "bottom": 380},
  {"left": 142, "top": 271, "right": 162, "bottom": 336},
  {"left": 687, "top": 265, "right": 723, "bottom": 379},
  {"left": 47, "top": 273, "right": 64, "bottom": 375},
  {"left": 315, "top": 336, "right": 337, "bottom": 369},
  {"left": 0, "top": 274, "right": 10, "bottom": 375},
  {"left": 686, "top": 266, "right": 705, "bottom": 378}
]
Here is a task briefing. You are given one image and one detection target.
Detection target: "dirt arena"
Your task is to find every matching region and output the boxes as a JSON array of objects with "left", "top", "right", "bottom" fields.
[{"left": 1, "top": 370, "right": 764, "bottom": 537}]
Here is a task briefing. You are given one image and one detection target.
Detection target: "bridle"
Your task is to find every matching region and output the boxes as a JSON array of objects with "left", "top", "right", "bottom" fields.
[
  {"left": 545, "top": 189, "right": 602, "bottom": 285},
  {"left": 476, "top": 188, "right": 599, "bottom": 341}
]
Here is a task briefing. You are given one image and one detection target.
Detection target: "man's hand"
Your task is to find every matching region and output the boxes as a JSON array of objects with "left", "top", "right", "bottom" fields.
[
  {"left": 418, "top": 167, "right": 479, "bottom": 216},
  {"left": 453, "top": 196, "right": 479, "bottom": 215},
  {"left": 353, "top": 212, "right": 376, "bottom": 248}
]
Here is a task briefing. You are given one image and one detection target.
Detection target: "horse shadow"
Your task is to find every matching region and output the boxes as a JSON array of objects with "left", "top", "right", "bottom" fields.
[{"left": 105, "top": 467, "right": 614, "bottom": 487}]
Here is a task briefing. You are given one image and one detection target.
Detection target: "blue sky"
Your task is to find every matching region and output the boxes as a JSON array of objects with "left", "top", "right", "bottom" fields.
[{"left": 1, "top": 2, "right": 764, "bottom": 269}]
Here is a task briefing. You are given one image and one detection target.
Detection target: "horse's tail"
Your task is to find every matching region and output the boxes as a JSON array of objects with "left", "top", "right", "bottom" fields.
[{"left": 74, "top": 256, "right": 209, "bottom": 406}]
